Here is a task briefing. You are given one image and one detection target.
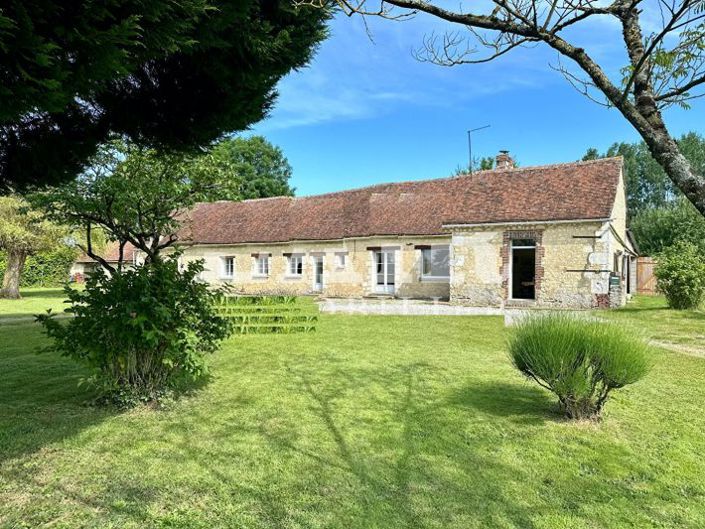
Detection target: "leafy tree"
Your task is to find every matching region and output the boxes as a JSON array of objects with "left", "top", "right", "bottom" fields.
[
  {"left": 451, "top": 156, "right": 497, "bottom": 175},
  {"left": 582, "top": 148, "right": 600, "bottom": 161},
  {"left": 630, "top": 197, "right": 705, "bottom": 255},
  {"left": 36, "top": 140, "right": 238, "bottom": 271},
  {"left": 196, "top": 136, "right": 295, "bottom": 200},
  {"left": 0, "top": 1, "right": 330, "bottom": 189},
  {"left": 37, "top": 136, "right": 294, "bottom": 271},
  {"left": 0, "top": 195, "right": 65, "bottom": 298},
  {"left": 322, "top": 0, "right": 705, "bottom": 216},
  {"left": 582, "top": 132, "right": 705, "bottom": 216}
]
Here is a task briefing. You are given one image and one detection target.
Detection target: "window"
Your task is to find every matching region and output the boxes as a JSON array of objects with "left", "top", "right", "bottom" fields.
[
  {"left": 335, "top": 252, "right": 347, "bottom": 268},
  {"left": 255, "top": 255, "right": 269, "bottom": 276},
  {"left": 512, "top": 238, "right": 536, "bottom": 248},
  {"left": 221, "top": 256, "right": 235, "bottom": 278},
  {"left": 288, "top": 254, "right": 303, "bottom": 275},
  {"left": 421, "top": 246, "right": 450, "bottom": 278}
]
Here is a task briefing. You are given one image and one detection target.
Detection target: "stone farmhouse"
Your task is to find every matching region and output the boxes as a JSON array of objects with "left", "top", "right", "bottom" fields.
[{"left": 171, "top": 153, "right": 637, "bottom": 309}]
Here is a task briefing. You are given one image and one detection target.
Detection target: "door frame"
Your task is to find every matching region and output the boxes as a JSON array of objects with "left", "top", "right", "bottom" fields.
[
  {"left": 509, "top": 240, "right": 537, "bottom": 301},
  {"left": 312, "top": 255, "right": 324, "bottom": 291},
  {"left": 373, "top": 249, "right": 396, "bottom": 294}
]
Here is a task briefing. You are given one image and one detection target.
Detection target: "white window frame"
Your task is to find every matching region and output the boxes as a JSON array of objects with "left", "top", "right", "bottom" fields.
[
  {"left": 221, "top": 256, "right": 235, "bottom": 279},
  {"left": 253, "top": 254, "right": 270, "bottom": 277},
  {"left": 420, "top": 245, "right": 450, "bottom": 281},
  {"left": 287, "top": 254, "right": 304, "bottom": 276},
  {"left": 335, "top": 252, "right": 347, "bottom": 269}
]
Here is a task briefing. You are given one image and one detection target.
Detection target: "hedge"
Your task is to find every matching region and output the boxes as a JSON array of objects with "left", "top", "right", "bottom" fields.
[{"left": 0, "top": 246, "right": 78, "bottom": 287}]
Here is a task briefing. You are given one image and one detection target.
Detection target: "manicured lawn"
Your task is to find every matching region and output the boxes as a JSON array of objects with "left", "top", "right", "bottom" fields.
[
  {"left": 603, "top": 295, "right": 705, "bottom": 355},
  {"left": 1, "top": 294, "right": 705, "bottom": 528},
  {"left": 0, "top": 287, "right": 72, "bottom": 322}
]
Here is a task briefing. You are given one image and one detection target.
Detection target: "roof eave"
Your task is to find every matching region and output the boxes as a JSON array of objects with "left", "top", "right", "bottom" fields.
[{"left": 442, "top": 218, "right": 612, "bottom": 229}]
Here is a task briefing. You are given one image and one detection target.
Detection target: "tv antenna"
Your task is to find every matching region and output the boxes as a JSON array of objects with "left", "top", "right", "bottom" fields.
[{"left": 467, "top": 125, "right": 491, "bottom": 174}]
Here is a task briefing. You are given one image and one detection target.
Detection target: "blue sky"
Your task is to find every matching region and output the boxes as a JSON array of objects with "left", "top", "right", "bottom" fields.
[{"left": 251, "top": 11, "right": 705, "bottom": 197}]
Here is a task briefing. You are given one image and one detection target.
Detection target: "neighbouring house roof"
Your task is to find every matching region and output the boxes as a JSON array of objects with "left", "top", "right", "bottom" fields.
[
  {"left": 175, "top": 156, "right": 624, "bottom": 245},
  {"left": 75, "top": 241, "right": 138, "bottom": 264}
]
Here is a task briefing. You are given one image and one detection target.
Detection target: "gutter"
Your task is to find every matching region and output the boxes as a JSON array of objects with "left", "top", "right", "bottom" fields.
[{"left": 442, "top": 218, "right": 612, "bottom": 229}]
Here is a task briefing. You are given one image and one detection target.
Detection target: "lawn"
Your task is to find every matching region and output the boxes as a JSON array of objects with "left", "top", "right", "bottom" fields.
[
  {"left": 1, "top": 291, "right": 705, "bottom": 528},
  {"left": 0, "top": 287, "right": 72, "bottom": 322},
  {"left": 603, "top": 295, "right": 705, "bottom": 356}
]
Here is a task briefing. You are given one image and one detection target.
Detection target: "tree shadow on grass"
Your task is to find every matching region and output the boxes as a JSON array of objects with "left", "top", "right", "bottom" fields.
[
  {"left": 0, "top": 325, "right": 116, "bottom": 463},
  {"left": 448, "top": 379, "right": 558, "bottom": 424},
  {"left": 243, "top": 361, "right": 551, "bottom": 528}
]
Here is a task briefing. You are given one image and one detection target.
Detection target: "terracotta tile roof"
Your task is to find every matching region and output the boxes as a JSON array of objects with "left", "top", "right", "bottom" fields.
[
  {"left": 176, "top": 157, "right": 623, "bottom": 245},
  {"left": 75, "top": 241, "right": 138, "bottom": 263}
]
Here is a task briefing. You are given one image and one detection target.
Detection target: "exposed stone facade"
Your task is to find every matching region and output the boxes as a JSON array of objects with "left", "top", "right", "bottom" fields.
[
  {"left": 115, "top": 158, "right": 637, "bottom": 310},
  {"left": 181, "top": 235, "right": 451, "bottom": 300},
  {"left": 448, "top": 221, "right": 619, "bottom": 309}
]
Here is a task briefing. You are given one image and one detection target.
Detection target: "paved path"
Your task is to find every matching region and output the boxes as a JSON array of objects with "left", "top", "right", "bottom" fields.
[{"left": 318, "top": 298, "right": 505, "bottom": 316}]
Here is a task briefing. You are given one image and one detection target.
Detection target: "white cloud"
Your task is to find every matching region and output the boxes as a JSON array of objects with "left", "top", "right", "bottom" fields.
[{"left": 254, "top": 4, "right": 658, "bottom": 133}]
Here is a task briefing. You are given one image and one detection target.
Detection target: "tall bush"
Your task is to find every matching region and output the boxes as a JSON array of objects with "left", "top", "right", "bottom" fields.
[
  {"left": 0, "top": 246, "right": 77, "bottom": 287},
  {"left": 508, "top": 314, "right": 650, "bottom": 419},
  {"left": 38, "top": 258, "right": 232, "bottom": 406},
  {"left": 654, "top": 241, "right": 705, "bottom": 309}
]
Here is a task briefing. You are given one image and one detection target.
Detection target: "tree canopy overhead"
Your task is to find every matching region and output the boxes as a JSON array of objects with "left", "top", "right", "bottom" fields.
[
  {"left": 0, "top": 0, "right": 330, "bottom": 189},
  {"left": 312, "top": 0, "right": 705, "bottom": 216}
]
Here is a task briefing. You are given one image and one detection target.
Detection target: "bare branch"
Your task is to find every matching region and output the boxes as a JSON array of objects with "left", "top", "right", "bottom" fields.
[
  {"left": 656, "top": 72, "right": 705, "bottom": 102},
  {"left": 80, "top": 222, "right": 116, "bottom": 275}
]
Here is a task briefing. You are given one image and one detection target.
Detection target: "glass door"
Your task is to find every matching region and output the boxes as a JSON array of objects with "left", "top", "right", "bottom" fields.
[
  {"left": 374, "top": 250, "right": 395, "bottom": 294},
  {"left": 314, "top": 256, "right": 324, "bottom": 291}
]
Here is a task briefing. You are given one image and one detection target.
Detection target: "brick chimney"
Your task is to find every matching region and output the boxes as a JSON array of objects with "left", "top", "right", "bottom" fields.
[{"left": 495, "top": 150, "right": 515, "bottom": 169}]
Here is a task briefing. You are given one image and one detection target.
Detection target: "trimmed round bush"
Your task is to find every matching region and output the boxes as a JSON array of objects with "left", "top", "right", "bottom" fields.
[
  {"left": 655, "top": 241, "right": 705, "bottom": 309},
  {"left": 508, "top": 313, "right": 650, "bottom": 419}
]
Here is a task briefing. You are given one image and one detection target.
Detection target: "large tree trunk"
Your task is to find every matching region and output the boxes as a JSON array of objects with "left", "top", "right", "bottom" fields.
[
  {"left": 636, "top": 120, "right": 705, "bottom": 215},
  {"left": 0, "top": 250, "right": 27, "bottom": 299},
  {"left": 616, "top": 8, "right": 705, "bottom": 216}
]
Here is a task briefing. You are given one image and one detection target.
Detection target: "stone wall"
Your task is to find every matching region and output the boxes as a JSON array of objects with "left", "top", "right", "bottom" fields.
[
  {"left": 449, "top": 221, "right": 620, "bottom": 309},
  {"left": 180, "top": 235, "right": 451, "bottom": 299}
]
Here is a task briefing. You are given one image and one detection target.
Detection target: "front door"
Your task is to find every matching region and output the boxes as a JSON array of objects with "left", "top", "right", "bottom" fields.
[
  {"left": 374, "top": 250, "right": 395, "bottom": 294},
  {"left": 314, "top": 256, "right": 324, "bottom": 291},
  {"left": 511, "top": 239, "right": 536, "bottom": 300}
]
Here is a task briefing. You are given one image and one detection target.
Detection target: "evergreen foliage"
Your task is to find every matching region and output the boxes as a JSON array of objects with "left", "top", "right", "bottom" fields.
[{"left": 0, "top": 0, "right": 330, "bottom": 189}]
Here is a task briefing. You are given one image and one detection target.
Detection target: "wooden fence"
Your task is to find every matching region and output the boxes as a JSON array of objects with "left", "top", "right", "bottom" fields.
[{"left": 636, "top": 257, "right": 657, "bottom": 295}]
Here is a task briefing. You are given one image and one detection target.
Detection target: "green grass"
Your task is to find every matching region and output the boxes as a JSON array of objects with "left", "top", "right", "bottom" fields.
[
  {"left": 2, "top": 295, "right": 705, "bottom": 528},
  {"left": 602, "top": 295, "right": 705, "bottom": 355},
  {"left": 0, "top": 287, "right": 72, "bottom": 322}
]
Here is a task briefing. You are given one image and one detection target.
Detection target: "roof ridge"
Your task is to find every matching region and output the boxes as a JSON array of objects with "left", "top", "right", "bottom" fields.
[
  {"left": 195, "top": 196, "right": 294, "bottom": 207},
  {"left": 209, "top": 156, "right": 624, "bottom": 205},
  {"left": 453, "top": 156, "right": 624, "bottom": 178}
]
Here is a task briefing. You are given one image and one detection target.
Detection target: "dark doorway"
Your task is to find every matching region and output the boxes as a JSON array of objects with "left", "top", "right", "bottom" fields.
[{"left": 512, "top": 246, "right": 536, "bottom": 300}]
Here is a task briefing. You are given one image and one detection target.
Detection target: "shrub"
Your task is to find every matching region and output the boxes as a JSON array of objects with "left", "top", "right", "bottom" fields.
[
  {"left": 654, "top": 241, "right": 705, "bottom": 309},
  {"left": 508, "top": 314, "right": 650, "bottom": 419},
  {"left": 38, "top": 258, "right": 231, "bottom": 407},
  {"left": 0, "top": 246, "right": 77, "bottom": 287}
]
